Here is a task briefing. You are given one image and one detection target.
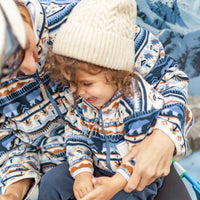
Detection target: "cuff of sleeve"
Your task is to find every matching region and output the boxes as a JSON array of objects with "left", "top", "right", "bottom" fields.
[
  {"left": 116, "top": 168, "right": 130, "bottom": 181},
  {"left": 117, "top": 160, "right": 135, "bottom": 181},
  {"left": 71, "top": 167, "right": 94, "bottom": 179},
  {"left": 154, "top": 117, "right": 186, "bottom": 156},
  {"left": 2, "top": 174, "right": 40, "bottom": 200}
]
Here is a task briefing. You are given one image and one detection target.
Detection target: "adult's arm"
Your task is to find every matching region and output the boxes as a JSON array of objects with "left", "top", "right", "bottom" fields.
[
  {"left": 134, "top": 26, "right": 193, "bottom": 156},
  {"left": 0, "top": 0, "right": 80, "bottom": 197},
  {"left": 123, "top": 26, "right": 193, "bottom": 192},
  {"left": 0, "top": 125, "right": 41, "bottom": 199},
  {"left": 0, "top": 179, "right": 33, "bottom": 200}
]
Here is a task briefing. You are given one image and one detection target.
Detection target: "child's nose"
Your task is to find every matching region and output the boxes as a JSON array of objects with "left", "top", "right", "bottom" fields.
[{"left": 76, "top": 87, "right": 85, "bottom": 97}]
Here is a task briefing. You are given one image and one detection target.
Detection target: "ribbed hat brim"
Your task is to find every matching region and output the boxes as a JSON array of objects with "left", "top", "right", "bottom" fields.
[{"left": 53, "top": 23, "right": 135, "bottom": 72}]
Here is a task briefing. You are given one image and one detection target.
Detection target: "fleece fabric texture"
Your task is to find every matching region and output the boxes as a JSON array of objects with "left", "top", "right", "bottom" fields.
[{"left": 0, "top": 1, "right": 193, "bottom": 199}]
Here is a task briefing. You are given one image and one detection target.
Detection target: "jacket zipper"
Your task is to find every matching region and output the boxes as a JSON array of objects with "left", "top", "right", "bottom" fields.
[{"left": 99, "top": 108, "right": 112, "bottom": 171}]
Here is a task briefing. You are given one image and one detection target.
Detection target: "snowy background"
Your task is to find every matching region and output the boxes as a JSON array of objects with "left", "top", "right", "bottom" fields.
[
  {"left": 135, "top": 1, "right": 200, "bottom": 199},
  {"left": 135, "top": 0, "right": 200, "bottom": 96}
]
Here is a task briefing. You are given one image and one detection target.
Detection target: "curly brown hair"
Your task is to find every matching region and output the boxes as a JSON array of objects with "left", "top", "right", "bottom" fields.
[{"left": 46, "top": 51, "right": 138, "bottom": 97}]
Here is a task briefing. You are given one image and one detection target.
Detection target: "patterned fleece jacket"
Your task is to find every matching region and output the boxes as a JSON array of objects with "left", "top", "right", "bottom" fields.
[
  {"left": 65, "top": 73, "right": 165, "bottom": 181},
  {"left": 0, "top": 0, "right": 193, "bottom": 197},
  {"left": 0, "top": 0, "right": 79, "bottom": 197}
]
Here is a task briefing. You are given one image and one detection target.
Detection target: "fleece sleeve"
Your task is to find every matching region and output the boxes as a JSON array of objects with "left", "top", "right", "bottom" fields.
[
  {"left": 116, "top": 160, "right": 135, "bottom": 181},
  {"left": 0, "top": 135, "right": 41, "bottom": 199},
  {"left": 65, "top": 124, "right": 94, "bottom": 178},
  {"left": 145, "top": 57, "right": 193, "bottom": 156},
  {"left": 134, "top": 26, "right": 193, "bottom": 156}
]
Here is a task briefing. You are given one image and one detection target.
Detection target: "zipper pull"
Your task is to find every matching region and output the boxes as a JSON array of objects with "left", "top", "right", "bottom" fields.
[
  {"left": 89, "top": 121, "right": 97, "bottom": 138},
  {"left": 40, "top": 83, "right": 48, "bottom": 101}
]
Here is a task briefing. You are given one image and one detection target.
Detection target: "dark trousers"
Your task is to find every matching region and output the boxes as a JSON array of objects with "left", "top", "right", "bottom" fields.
[
  {"left": 38, "top": 161, "right": 163, "bottom": 200},
  {"left": 38, "top": 162, "right": 192, "bottom": 200},
  {"left": 154, "top": 164, "right": 192, "bottom": 200}
]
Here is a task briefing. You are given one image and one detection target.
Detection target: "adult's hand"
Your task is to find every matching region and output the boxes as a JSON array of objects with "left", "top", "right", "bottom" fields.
[
  {"left": 0, "top": 178, "right": 33, "bottom": 200},
  {"left": 80, "top": 173, "right": 127, "bottom": 200},
  {"left": 122, "top": 129, "right": 175, "bottom": 192}
]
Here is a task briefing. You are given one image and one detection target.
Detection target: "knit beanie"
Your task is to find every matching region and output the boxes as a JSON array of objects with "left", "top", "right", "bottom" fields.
[{"left": 53, "top": 0, "right": 137, "bottom": 72}]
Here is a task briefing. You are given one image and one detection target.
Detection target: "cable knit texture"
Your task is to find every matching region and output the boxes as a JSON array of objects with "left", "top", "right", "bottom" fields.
[
  {"left": 53, "top": 0, "right": 137, "bottom": 72},
  {"left": 0, "top": 0, "right": 193, "bottom": 196}
]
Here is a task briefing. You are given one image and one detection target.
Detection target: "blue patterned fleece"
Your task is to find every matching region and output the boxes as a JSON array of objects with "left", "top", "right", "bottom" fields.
[
  {"left": 0, "top": 1, "right": 193, "bottom": 199},
  {"left": 65, "top": 73, "right": 165, "bottom": 179}
]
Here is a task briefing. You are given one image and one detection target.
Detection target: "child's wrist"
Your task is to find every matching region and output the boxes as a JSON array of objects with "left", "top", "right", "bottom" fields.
[{"left": 112, "top": 173, "right": 127, "bottom": 191}]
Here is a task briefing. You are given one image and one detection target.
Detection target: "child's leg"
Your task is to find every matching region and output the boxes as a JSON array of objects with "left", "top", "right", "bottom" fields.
[{"left": 38, "top": 161, "right": 75, "bottom": 200}]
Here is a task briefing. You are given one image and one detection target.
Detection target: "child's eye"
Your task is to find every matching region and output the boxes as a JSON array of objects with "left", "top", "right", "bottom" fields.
[{"left": 83, "top": 82, "right": 92, "bottom": 86}]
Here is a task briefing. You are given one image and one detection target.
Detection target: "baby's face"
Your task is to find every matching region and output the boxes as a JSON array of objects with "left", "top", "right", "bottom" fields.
[{"left": 73, "top": 63, "right": 117, "bottom": 109}]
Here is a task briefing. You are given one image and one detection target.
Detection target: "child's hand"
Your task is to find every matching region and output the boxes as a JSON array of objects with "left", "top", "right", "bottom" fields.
[
  {"left": 80, "top": 173, "right": 127, "bottom": 200},
  {"left": 74, "top": 172, "right": 94, "bottom": 199}
]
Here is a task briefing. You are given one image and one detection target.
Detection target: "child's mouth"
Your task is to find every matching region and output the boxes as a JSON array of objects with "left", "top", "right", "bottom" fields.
[{"left": 87, "top": 97, "right": 97, "bottom": 103}]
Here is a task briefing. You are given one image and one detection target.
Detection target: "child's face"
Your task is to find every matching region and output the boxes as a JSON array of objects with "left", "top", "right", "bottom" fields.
[{"left": 73, "top": 64, "right": 117, "bottom": 109}]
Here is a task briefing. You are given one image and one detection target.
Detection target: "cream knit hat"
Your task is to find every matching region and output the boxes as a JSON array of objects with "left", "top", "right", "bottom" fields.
[{"left": 53, "top": 0, "right": 137, "bottom": 72}]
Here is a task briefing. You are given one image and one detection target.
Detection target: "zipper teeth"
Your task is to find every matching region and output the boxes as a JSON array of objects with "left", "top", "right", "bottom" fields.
[{"left": 99, "top": 109, "right": 112, "bottom": 171}]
